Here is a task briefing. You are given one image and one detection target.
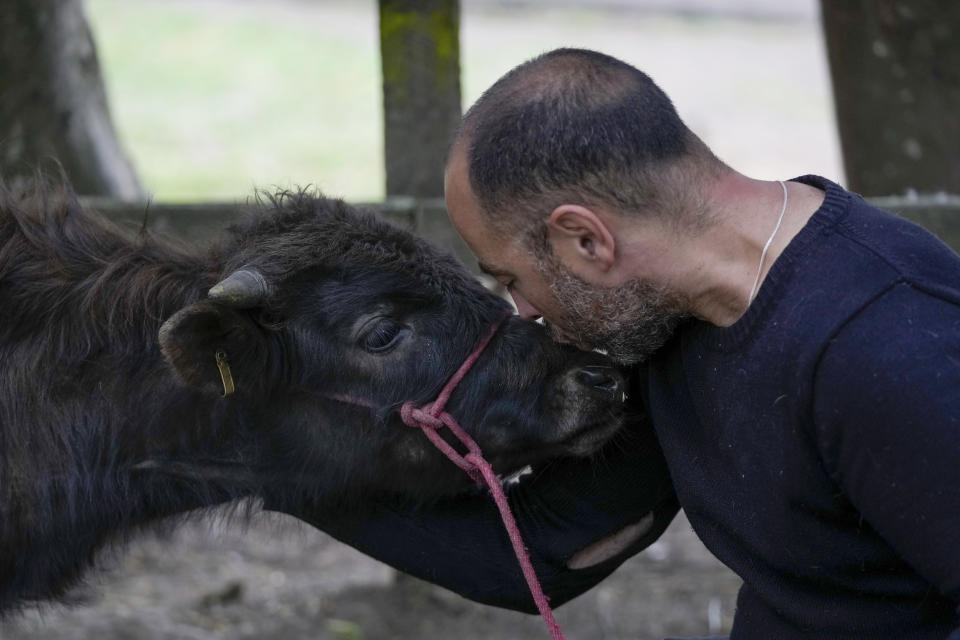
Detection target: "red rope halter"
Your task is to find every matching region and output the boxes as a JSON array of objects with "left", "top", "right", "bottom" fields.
[{"left": 399, "top": 316, "right": 566, "bottom": 640}]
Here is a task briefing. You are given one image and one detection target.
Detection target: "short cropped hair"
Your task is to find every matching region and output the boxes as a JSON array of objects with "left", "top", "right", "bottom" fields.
[{"left": 455, "top": 48, "right": 721, "bottom": 238}]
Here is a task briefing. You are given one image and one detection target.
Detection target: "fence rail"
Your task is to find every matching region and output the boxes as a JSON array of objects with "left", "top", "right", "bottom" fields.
[
  {"left": 82, "top": 195, "right": 960, "bottom": 265},
  {"left": 869, "top": 194, "right": 960, "bottom": 250},
  {"left": 81, "top": 196, "right": 478, "bottom": 271}
]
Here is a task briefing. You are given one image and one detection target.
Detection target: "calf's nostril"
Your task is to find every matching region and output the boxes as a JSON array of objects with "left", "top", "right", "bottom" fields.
[{"left": 575, "top": 366, "right": 620, "bottom": 393}]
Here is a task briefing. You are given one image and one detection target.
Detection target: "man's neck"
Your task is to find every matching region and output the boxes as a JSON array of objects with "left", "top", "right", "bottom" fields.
[{"left": 621, "top": 173, "right": 825, "bottom": 328}]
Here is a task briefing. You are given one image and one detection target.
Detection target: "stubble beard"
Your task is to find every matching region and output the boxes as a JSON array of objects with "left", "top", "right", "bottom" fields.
[{"left": 536, "top": 254, "right": 689, "bottom": 365}]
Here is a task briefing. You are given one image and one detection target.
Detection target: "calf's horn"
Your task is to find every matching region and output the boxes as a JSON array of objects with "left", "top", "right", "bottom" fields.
[{"left": 208, "top": 268, "right": 273, "bottom": 307}]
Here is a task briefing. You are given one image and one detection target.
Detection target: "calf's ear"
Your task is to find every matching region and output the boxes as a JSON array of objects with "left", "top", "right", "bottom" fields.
[{"left": 159, "top": 301, "right": 269, "bottom": 396}]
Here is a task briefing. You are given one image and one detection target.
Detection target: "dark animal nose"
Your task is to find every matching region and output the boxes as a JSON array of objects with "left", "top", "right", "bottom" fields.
[{"left": 575, "top": 365, "right": 621, "bottom": 394}]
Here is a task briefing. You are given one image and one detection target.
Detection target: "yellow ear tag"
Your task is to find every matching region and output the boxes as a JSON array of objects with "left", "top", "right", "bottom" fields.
[{"left": 215, "top": 349, "right": 235, "bottom": 397}]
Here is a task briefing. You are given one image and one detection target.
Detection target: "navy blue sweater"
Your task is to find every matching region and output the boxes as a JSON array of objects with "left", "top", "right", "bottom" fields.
[
  {"left": 273, "top": 176, "right": 960, "bottom": 639},
  {"left": 643, "top": 175, "right": 960, "bottom": 638}
]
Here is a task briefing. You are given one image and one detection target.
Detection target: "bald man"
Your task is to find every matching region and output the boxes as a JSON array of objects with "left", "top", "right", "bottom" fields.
[{"left": 277, "top": 49, "right": 960, "bottom": 640}]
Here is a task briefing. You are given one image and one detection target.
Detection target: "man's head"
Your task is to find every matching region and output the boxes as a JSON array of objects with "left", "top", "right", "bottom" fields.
[{"left": 446, "top": 48, "right": 724, "bottom": 364}]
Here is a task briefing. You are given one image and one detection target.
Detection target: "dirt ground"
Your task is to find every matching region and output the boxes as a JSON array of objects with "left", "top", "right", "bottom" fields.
[{"left": 0, "top": 509, "right": 741, "bottom": 640}]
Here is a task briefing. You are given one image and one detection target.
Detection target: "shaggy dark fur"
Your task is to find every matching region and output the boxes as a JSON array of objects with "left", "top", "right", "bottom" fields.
[{"left": 0, "top": 181, "right": 624, "bottom": 611}]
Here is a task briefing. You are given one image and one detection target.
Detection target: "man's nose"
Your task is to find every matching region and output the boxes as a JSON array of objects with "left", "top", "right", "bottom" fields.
[{"left": 510, "top": 291, "right": 541, "bottom": 321}]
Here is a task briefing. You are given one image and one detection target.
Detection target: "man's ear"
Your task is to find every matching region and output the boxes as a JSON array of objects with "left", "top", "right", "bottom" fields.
[
  {"left": 547, "top": 204, "right": 616, "bottom": 273},
  {"left": 159, "top": 301, "right": 269, "bottom": 396}
]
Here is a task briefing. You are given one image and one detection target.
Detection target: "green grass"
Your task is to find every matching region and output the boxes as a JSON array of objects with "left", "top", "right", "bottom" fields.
[
  {"left": 86, "top": 0, "right": 385, "bottom": 202},
  {"left": 84, "top": 1, "right": 838, "bottom": 202}
]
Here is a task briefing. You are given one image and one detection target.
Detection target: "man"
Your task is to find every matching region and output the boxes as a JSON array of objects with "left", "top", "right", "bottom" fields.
[{"left": 278, "top": 49, "right": 960, "bottom": 639}]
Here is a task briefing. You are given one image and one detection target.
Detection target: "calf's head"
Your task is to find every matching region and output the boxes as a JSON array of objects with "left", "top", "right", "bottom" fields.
[{"left": 159, "top": 193, "right": 627, "bottom": 501}]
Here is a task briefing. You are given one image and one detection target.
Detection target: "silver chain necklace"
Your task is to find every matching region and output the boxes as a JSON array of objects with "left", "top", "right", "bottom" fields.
[{"left": 748, "top": 180, "right": 788, "bottom": 304}]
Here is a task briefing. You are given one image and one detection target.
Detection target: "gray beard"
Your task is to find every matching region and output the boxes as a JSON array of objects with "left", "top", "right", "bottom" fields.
[{"left": 537, "top": 256, "right": 688, "bottom": 365}]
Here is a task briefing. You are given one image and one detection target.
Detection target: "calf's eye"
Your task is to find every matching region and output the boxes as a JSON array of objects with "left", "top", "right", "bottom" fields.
[{"left": 361, "top": 318, "right": 408, "bottom": 353}]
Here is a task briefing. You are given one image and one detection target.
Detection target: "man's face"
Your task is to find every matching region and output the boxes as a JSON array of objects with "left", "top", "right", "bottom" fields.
[
  {"left": 444, "top": 147, "right": 686, "bottom": 364},
  {"left": 444, "top": 146, "right": 563, "bottom": 319}
]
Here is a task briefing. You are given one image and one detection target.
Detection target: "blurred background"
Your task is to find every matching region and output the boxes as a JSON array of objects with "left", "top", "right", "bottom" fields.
[
  {"left": 84, "top": 0, "right": 840, "bottom": 202},
  {"left": 0, "top": 1, "right": 957, "bottom": 639}
]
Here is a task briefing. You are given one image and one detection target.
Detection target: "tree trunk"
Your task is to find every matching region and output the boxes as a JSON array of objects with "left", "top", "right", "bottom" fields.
[
  {"left": 0, "top": 0, "right": 144, "bottom": 198},
  {"left": 379, "top": 0, "right": 462, "bottom": 199},
  {"left": 821, "top": 1, "right": 960, "bottom": 196}
]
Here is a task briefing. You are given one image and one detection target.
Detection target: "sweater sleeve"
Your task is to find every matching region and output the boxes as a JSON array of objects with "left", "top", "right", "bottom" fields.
[
  {"left": 813, "top": 283, "right": 960, "bottom": 619},
  {"left": 264, "top": 409, "right": 678, "bottom": 613}
]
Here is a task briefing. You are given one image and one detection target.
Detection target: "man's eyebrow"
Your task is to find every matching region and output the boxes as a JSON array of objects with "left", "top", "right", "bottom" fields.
[{"left": 477, "top": 261, "right": 510, "bottom": 278}]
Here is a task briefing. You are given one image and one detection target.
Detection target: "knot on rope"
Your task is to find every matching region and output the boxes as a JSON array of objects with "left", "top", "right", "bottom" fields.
[
  {"left": 401, "top": 401, "right": 484, "bottom": 484},
  {"left": 400, "top": 401, "right": 443, "bottom": 429}
]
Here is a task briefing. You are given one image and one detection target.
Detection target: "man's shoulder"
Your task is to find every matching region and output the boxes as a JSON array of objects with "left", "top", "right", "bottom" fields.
[
  {"left": 784, "top": 180, "right": 960, "bottom": 391},
  {"left": 772, "top": 176, "right": 960, "bottom": 336},
  {"left": 820, "top": 282, "right": 960, "bottom": 376},
  {"left": 803, "top": 175, "right": 960, "bottom": 301}
]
